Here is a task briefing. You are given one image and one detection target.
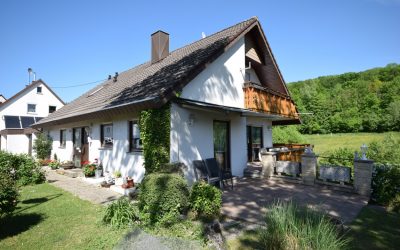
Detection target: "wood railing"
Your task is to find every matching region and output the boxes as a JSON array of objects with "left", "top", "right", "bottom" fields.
[
  {"left": 268, "top": 144, "right": 313, "bottom": 163},
  {"left": 243, "top": 82, "right": 299, "bottom": 119}
]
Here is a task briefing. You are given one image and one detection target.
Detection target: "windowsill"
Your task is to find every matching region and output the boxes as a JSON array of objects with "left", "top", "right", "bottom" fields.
[
  {"left": 58, "top": 146, "right": 66, "bottom": 149},
  {"left": 127, "top": 149, "right": 143, "bottom": 154},
  {"left": 27, "top": 112, "right": 37, "bottom": 115},
  {"left": 37, "top": 92, "right": 43, "bottom": 95},
  {"left": 99, "top": 147, "right": 113, "bottom": 150}
]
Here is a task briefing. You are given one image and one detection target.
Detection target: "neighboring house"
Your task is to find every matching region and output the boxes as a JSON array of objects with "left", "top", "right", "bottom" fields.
[
  {"left": 0, "top": 80, "right": 65, "bottom": 155},
  {"left": 33, "top": 17, "right": 300, "bottom": 183}
]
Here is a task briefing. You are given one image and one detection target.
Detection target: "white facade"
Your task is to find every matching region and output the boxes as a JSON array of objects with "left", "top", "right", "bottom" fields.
[
  {"left": 46, "top": 114, "right": 145, "bottom": 183},
  {"left": 0, "top": 81, "right": 64, "bottom": 155}
]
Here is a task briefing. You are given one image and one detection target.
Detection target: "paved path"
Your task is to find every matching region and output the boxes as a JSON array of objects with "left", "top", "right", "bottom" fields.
[
  {"left": 222, "top": 177, "right": 369, "bottom": 224},
  {"left": 45, "top": 170, "right": 122, "bottom": 205}
]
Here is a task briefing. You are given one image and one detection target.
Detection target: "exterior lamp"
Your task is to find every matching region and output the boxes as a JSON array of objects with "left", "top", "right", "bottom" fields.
[{"left": 360, "top": 144, "right": 368, "bottom": 160}]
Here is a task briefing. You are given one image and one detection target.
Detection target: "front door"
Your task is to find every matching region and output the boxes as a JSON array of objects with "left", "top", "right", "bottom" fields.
[
  {"left": 247, "top": 126, "right": 263, "bottom": 161},
  {"left": 73, "top": 127, "right": 89, "bottom": 167},
  {"left": 213, "top": 121, "right": 230, "bottom": 172}
]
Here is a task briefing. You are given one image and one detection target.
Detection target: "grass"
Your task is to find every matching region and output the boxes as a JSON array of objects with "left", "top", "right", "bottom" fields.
[
  {"left": 0, "top": 183, "right": 128, "bottom": 250},
  {"left": 348, "top": 206, "right": 400, "bottom": 250},
  {"left": 303, "top": 132, "right": 400, "bottom": 155}
]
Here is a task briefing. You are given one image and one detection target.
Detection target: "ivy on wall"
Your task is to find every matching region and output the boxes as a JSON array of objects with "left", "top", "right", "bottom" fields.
[{"left": 139, "top": 103, "right": 171, "bottom": 173}]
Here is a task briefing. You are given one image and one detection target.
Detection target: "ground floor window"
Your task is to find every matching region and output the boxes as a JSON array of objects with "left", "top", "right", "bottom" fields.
[
  {"left": 60, "top": 129, "right": 66, "bottom": 148},
  {"left": 129, "top": 120, "right": 142, "bottom": 151},
  {"left": 101, "top": 124, "right": 113, "bottom": 147},
  {"left": 213, "top": 120, "right": 230, "bottom": 171},
  {"left": 247, "top": 126, "right": 263, "bottom": 161}
]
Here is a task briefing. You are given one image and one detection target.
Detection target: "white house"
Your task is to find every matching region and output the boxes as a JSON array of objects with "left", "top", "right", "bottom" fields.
[
  {"left": 33, "top": 17, "right": 300, "bottom": 183},
  {"left": 0, "top": 80, "right": 65, "bottom": 155}
]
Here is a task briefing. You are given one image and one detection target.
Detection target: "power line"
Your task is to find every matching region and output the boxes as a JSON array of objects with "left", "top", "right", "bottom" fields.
[{"left": 50, "top": 78, "right": 106, "bottom": 89}]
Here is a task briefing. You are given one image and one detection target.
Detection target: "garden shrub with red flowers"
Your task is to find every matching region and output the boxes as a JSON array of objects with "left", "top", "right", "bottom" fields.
[{"left": 83, "top": 163, "right": 96, "bottom": 177}]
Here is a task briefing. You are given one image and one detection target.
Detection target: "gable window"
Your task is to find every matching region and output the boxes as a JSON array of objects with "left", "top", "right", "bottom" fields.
[
  {"left": 101, "top": 124, "right": 113, "bottom": 147},
  {"left": 60, "top": 129, "right": 66, "bottom": 148},
  {"left": 49, "top": 106, "right": 57, "bottom": 113},
  {"left": 27, "top": 104, "right": 36, "bottom": 113},
  {"left": 37, "top": 86, "right": 42, "bottom": 94},
  {"left": 129, "top": 121, "right": 142, "bottom": 152}
]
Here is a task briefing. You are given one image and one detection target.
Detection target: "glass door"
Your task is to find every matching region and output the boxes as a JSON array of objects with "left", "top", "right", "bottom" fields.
[
  {"left": 213, "top": 121, "right": 230, "bottom": 172},
  {"left": 247, "top": 126, "right": 263, "bottom": 161}
]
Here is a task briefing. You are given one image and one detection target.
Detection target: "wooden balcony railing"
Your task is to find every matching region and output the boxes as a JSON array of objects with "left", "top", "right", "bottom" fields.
[{"left": 243, "top": 82, "right": 299, "bottom": 119}]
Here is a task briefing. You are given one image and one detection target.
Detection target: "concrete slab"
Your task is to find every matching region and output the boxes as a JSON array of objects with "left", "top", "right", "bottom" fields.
[{"left": 222, "top": 177, "right": 368, "bottom": 224}]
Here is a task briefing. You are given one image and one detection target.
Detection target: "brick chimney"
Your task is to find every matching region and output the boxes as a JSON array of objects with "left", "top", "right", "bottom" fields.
[{"left": 151, "top": 30, "right": 169, "bottom": 64}]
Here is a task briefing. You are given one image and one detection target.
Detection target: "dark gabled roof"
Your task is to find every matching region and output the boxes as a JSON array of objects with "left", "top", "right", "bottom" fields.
[
  {"left": 34, "top": 17, "right": 290, "bottom": 127},
  {"left": 0, "top": 79, "right": 65, "bottom": 110}
]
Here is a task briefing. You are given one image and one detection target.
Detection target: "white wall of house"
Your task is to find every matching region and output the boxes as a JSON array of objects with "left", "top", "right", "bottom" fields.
[
  {"left": 47, "top": 115, "right": 145, "bottom": 183},
  {"left": 5, "top": 134, "right": 28, "bottom": 154},
  {"left": 180, "top": 37, "right": 246, "bottom": 109},
  {"left": 170, "top": 103, "right": 248, "bottom": 183}
]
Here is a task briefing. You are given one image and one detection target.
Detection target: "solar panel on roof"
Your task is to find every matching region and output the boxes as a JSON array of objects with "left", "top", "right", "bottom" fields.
[
  {"left": 4, "top": 115, "right": 21, "bottom": 129},
  {"left": 20, "top": 116, "right": 35, "bottom": 128}
]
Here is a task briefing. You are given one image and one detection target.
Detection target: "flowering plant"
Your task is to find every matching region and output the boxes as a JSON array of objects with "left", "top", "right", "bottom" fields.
[{"left": 83, "top": 162, "right": 97, "bottom": 177}]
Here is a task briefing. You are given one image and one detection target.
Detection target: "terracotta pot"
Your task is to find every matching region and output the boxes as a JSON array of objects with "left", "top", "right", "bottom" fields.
[{"left": 126, "top": 178, "right": 134, "bottom": 188}]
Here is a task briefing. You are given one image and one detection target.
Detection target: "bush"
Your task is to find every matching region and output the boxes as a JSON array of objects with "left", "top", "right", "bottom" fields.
[
  {"left": 138, "top": 173, "right": 189, "bottom": 225},
  {"left": 0, "top": 171, "right": 19, "bottom": 217},
  {"left": 372, "top": 164, "right": 400, "bottom": 205},
  {"left": 0, "top": 151, "right": 45, "bottom": 186},
  {"left": 319, "top": 147, "right": 355, "bottom": 168},
  {"left": 388, "top": 194, "right": 400, "bottom": 213},
  {"left": 189, "top": 181, "right": 222, "bottom": 220},
  {"left": 103, "top": 197, "right": 139, "bottom": 228},
  {"left": 259, "top": 200, "right": 348, "bottom": 250},
  {"left": 33, "top": 133, "right": 53, "bottom": 160},
  {"left": 272, "top": 126, "right": 305, "bottom": 144},
  {"left": 368, "top": 133, "right": 400, "bottom": 165}
]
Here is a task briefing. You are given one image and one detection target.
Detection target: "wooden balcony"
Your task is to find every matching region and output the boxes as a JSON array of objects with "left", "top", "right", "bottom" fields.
[{"left": 243, "top": 82, "right": 300, "bottom": 121}]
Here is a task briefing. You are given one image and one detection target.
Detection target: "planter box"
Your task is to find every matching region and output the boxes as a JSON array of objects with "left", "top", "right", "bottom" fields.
[
  {"left": 319, "top": 165, "right": 351, "bottom": 183},
  {"left": 276, "top": 161, "right": 300, "bottom": 176},
  {"left": 61, "top": 163, "right": 75, "bottom": 169}
]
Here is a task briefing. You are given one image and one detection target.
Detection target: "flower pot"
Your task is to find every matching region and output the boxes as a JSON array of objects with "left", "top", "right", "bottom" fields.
[
  {"left": 126, "top": 178, "right": 134, "bottom": 188},
  {"left": 95, "top": 169, "right": 103, "bottom": 178}
]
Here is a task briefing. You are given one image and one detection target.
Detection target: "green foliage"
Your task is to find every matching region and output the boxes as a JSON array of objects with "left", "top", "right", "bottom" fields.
[
  {"left": 83, "top": 164, "right": 96, "bottom": 177},
  {"left": 102, "top": 197, "right": 140, "bottom": 228},
  {"left": 319, "top": 147, "right": 355, "bottom": 168},
  {"left": 0, "top": 171, "right": 19, "bottom": 217},
  {"left": 367, "top": 133, "right": 400, "bottom": 165},
  {"left": 33, "top": 133, "right": 53, "bottom": 160},
  {"left": 139, "top": 104, "right": 170, "bottom": 173},
  {"left": 388, "top": 194, "right": 400, "bottom": 213},
  {"left": 0, "top": 151, "right": 45, "bottom": 186},
  {"left": 272, "top": 125, "right": 305, "bottom": 144},
  {"left": 138, "top": 173, "right": 189, "bottom": 225},
  {"left": 48, "top": 161, "right": 60, "bottom": 170},
  {"left": 289, "top": 63, "right": 400, "bottom": 134},
  {"left": 372, "top": 164, "right": 400, "bottom": 205},
  {"left": 259, "top": 200, "right": 348, "bottom": 250},
  {"left": 189, "top": 181, "right": 222, "bottom": 220}
]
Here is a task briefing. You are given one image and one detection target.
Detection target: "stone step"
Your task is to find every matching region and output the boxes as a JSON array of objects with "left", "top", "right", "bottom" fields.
[{"left": 243, "top": 167, "right": 262, "bottom": 178}]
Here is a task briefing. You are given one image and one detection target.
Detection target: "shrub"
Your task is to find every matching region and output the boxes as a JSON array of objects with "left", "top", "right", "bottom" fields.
[
  {"left": 189, "top": 181, "right": 222, "bottom": 220},
  {"left": 103, "top": 197, "right": 139, "bottom": 228},
  {"left": 33, "top": 133, "right": 53, "bottom": 160},
  {"left": 0, "top": 171, "right": 19, "bottom": 217},
  {"left": 368, "top": 133, "right": 400, "bottom": 165},
  {"left": 0, "top": 151, "right": 45, "bottom": 186},
  {"left": 388, "top": 194, "right": 400, "bottom": 213},
  {"left": 138, "top": 173, "right": 189, "bottom": 225},
  {"left": 259, "top": 200, "right": 348, "bottom": 250},
  {"left": 272, "top": 126, "right": 305, "bottom": 144},
  {"left": 372, "top": 164, "right": 400, "bottom": 205},
  {"left": 319, "top": 147, "right": 355, "bottom": 168}
]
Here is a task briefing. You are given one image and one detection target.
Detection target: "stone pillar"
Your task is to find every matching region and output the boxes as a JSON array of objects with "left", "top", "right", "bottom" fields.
[
  {"left": 260, "top": 149, "right": 277, "bottom": 178},
  {"left": 354, "top": 159, "right": 374, "bottom": 196},
  {"left": 301, "top": 150, "right": 317, "bottom": 185}
]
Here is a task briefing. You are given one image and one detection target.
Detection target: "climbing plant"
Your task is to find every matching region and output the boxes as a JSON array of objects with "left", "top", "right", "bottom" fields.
[{"left": 139, "top": 103, "right": 170, "bottom": 174}]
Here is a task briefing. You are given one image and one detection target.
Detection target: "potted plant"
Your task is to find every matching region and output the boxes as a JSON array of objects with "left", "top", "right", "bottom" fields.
[
  {"left": 114, "top": 170, "right": 123, "bottom": 185},
  {"left": 122, "top": 176, "right": 134, "bottom": 189},
  {"left": 83, "top": 163, "right": 96, "bottom": 177},
  {"left": 48, "top": 160, "right": 61, "bottom": 170},
  {"left": 95, "top": 163, "right": 103, "bottom": 178}
]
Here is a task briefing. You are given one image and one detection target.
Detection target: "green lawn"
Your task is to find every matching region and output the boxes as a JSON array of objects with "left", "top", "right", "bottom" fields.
[
  {"left": 0, "top": 183, "right": 127, "bottom": 249},
  {"left": 348, "top": 206, "right": 400, "bottom": 250},
  {"left": 303, "top": 132, "right": 400, "bottom": 155}
]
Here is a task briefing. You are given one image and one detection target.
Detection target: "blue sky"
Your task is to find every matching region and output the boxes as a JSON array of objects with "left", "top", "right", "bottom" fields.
[{"left": 1, "top": 0, "right": 399, "bottom": 102}]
